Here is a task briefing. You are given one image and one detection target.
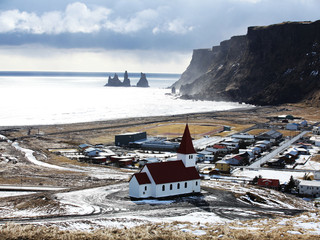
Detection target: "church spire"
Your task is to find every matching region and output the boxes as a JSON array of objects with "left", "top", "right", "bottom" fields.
[{"left": 177, "top": 124, "right": 196, "bottom": 154}]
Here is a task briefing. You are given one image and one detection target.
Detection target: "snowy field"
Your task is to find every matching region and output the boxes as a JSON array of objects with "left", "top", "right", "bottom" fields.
[{"left": 1, "top": 180, "right": 319, "bottom": 238}]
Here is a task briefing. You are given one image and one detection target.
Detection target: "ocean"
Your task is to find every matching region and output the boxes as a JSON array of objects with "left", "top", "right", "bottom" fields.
[{"left": 0, "top": 71, "right": 252, "bottom": 126}]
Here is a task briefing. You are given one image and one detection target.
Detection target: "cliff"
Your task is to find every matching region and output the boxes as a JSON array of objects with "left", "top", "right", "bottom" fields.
[{"left": 174, "top": 20, "right": 320, "bottom": 106}]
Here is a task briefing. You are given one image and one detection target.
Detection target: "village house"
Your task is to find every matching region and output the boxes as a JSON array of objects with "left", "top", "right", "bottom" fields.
[
  {"left": 206, "top": 144, "right": 229, "bottom": 154},
  {"left": 115, "top": 132, "right": 147, "bottom": 147},
  {"left": 286, "top": 123, "right": 300, "bottom": 130},
  {"left": 256, "top": 130, "right": 283, "bottom": 143},
  {"left": 78, "top": 143, "right": 92, "bottom": 151},
  {"left": 257, "top": 178, "right": 280, "bottom": 190},
  {"left": 231, "top": 133, "right": 255, "bottom": 143},
  {"left": 129, "top": 124, "right": 201, "bottom": 199},
  {"left": 298, "top": 180, "right": 320, "bottom": 197},
  {"left": 310, "top": 135, "right": 320, "bottom": 146}
]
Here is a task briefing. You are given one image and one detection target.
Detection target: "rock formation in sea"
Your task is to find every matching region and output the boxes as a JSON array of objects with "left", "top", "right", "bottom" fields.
[
  {"left": 105, "top": 71, "right": 131, "bottom": 87},
  {"left": 105, "top": 73, "right": 123, "bottom": 87},
  {"left": 136, "top": 72, "right": 149, "bottom": 88},
  {"left": 122, "top": 70, "right": 131, "bottom": 87},
  {"left": 172, "top": 20, "right": 320, "bottom": 106}
]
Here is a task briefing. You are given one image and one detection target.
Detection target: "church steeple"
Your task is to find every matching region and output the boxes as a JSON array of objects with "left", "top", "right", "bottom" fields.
[
  {"left": 177, "top": 124, "right": 196, "bottom": 154},
  {"left": 177, "top": 124, "right": 197, "bottom": 167}
]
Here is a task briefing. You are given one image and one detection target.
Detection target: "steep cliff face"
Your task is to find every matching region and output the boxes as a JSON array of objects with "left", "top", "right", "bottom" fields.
[{"left": 175, "top": 21, "right": 320, "bottom": 106}]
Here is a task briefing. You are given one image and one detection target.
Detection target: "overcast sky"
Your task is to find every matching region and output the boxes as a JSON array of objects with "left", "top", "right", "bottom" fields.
[{"left": 0, "top": 0, "right": 319, "bottom": 73}]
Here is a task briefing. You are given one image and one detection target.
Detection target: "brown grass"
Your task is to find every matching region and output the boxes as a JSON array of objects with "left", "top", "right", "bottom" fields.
[
  {"left": 247, "top": 129, "right": 300, "bottom": 138},
  {"left": 127, "top": 121, "right": 253, "bottom": 139},
  {"left": 247, "top": 129, "right": 268, "bottom": 136},
  {"left": 278, "top": 130, "right": 300, "bottom": 137},
  {"left": 127, "top": 122, "right": 224, "bottom": 138},
  {"left": 2, "top": 215, "right": 320, "bottom": 240},
  {"left": 311, "top": 154, "right": 320, "bottom": 163},
  {"left": 0, "top": 223, "right": 195, "bottom": 240}
]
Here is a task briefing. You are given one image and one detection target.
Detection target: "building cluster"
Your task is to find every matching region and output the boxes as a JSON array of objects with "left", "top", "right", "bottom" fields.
[
  {"left": 198, "top": 130, "right": 283, "bottom": 173},
  {"left": 49, "top": 113, "right": 320, "bottom": 200}
]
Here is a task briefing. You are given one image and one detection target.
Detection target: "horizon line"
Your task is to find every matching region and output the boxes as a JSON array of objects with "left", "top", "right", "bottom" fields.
[{"left": 0, "top": 70, "right": 181, "bottom": 77}]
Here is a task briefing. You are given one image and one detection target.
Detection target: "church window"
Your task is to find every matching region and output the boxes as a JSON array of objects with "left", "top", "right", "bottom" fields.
[
  {"left": 177, "top": 183, "right": 180, "bottom": 189},
  {"left": 196, "top": 181, "right": 198, "bottom": 186},
  {"left": 145, "top": 186, "right": 147, "bottom": 191},
  {"left": 170, "top": 184, "right": 173, "bottom": 190},
  {"left": 185, "top": 182, "right": 188, "bottom": 188},
  {"left": 162, "top": 185, "right": 165, "bottom": 191}
]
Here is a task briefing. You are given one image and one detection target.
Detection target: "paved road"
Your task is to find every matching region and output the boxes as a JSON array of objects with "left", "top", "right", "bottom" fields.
[
  {"left": 248, "top": 131, "right": 310, "bottom": 168},
  {"left": 0, "top": 185, "right": 67, "bottom": 192}
]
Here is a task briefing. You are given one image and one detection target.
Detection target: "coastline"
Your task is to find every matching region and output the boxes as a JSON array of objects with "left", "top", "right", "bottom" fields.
[
  {"left": 1, "top": 103, "right": 317, "bottom": 145},
  {"left": 0, "top": 106, "right": 260, "bottom": 130}
]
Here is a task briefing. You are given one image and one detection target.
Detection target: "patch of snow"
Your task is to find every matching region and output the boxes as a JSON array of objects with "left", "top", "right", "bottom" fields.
[
  {"left": 310, "top": 70, "right": 319, "bottom": 76},
  {"left": 0, "top": 191, "right": 37, "bottom": 198},
  {"left": 283, "top": 68, "right": 294, "bottom": 75},
  {"left": 192, "top": 229, "right": 207, "bottom": 235},
  {"left": 278, "top": 219, "right": 289, "bottom": 226},
  {"left": 233, "top": 169, "right": 306, "bottom": 184},
  {"left": 11, "top": 142, "right": 84, "bottom": 172},
  {"left": 165, "top": 212, "right": 231, "bottom": 224},
  {"left": 287, "top": 230, "right": 302, "bottom": 235},
  {"left": 133, "top": 199, "right": 175, "bottom": 205}
]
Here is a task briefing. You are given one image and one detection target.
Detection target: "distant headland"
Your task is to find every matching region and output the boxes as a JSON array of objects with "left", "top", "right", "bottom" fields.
[{"left": 104, "top": 71, "right": 149, "bottom": 87}]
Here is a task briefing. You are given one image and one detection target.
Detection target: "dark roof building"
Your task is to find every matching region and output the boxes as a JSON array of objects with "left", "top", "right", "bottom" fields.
[
  {"left": 256, "top": 130, "right": 283, "bottom": 142},
  {"left": 115, "top": 132, "right": 147, "bottom": 147}
]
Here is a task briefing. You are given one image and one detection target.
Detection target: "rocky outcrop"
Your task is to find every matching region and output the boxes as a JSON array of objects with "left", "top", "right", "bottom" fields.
[
  {"left": 136, "top": 73, "right": 149, "bottom": 88},
  {"left": 105, "top": 71, "right": 131, "bottom": 87},
  {"left": 105, "top": 73, "right": 123, "bottom": 87},
  {"left": 123, "top": 71, "right": 131, "bottom": 87},
  {"left": 173, "top": 20, "right": 320, "bottom": 106}
]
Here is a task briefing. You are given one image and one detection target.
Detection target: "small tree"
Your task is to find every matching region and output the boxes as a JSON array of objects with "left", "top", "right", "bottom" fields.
[
  {"left": 285, "top": 175, "right": 296, "bottom": 192},
  {"left": 252, "top": 175, "right": 262, "bottom": 185}
]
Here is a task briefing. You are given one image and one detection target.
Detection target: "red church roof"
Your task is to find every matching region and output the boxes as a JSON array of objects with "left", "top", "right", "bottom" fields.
[
  {"left": 145, "top": 160, "right": 200, "bottom": 184},
  {"left": 133, "top": 172, "right": 151, "bottom": 185},
  {"left": 177, "top": 124, "right": 197, "bottom": 154}
]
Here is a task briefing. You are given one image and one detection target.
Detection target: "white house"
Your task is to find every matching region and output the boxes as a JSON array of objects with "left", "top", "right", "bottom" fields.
[
  {"left": 129, "top": 124, "right": 201, "bottom": 199},
  {"left": 310, "top": 136, "right": 320, "bottom": 146},
  {"left": 298, "top": 180, "right": 320, "bottom": 197},
  {"left": 313, "top": 126, "right": 320, "bottom": 135},
  {"left": 231, "top": 133, "right": 255, "bottom": 143}
]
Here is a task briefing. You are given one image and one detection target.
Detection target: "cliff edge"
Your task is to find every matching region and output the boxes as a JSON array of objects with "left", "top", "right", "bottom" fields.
[{"left": 173, "top": 20, "right": 320, "bottom": 106}]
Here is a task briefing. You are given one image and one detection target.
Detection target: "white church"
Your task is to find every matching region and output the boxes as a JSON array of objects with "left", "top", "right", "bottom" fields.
[{"left": 129, "top": 124, "right": 201, "bottom": 199}]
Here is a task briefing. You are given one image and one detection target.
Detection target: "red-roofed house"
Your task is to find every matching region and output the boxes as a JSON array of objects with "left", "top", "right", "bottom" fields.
[
  {"left": 129, "top": 124, "right": 201, "bottom": 198},
  {"left": 257, "top": 178, "right": 280, "bottom": 190}
]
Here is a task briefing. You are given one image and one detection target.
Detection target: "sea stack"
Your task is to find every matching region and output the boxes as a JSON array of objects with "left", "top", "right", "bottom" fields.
[
  {"left": 136, "top": 72, "right": 149, "bottom": 88},
  {"left": 105, "top": 71, "right": 131, "bottom": 87},
  {"left": 122, "top": 70, "right": 131, "bottom": 87},
  {"left": 105, "top": 73, "right": 123, "bottom": 87}
]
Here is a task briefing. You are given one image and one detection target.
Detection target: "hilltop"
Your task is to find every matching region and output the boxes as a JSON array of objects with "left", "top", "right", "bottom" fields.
[{"left": 173, "top": 20, "right": 320, "bottom": 106}]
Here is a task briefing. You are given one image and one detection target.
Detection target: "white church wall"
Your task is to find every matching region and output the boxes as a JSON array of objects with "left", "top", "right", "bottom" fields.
[
  {"left": 178, "top": 153, "right": 197, "bottom": 167},
  {"left": 129, "top": 176, "right": 152, "bottom": 198},
  {"left": 129, "top": 176, "right": 140, "bottom": 198},
  {"left": 154, "top": 180, "right": 200, "bottom": 198}
]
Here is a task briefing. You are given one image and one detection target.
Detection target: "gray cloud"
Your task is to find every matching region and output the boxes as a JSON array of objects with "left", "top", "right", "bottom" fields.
[{"left": 0, "top": 0, "right": 319, "bottom": 51}]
